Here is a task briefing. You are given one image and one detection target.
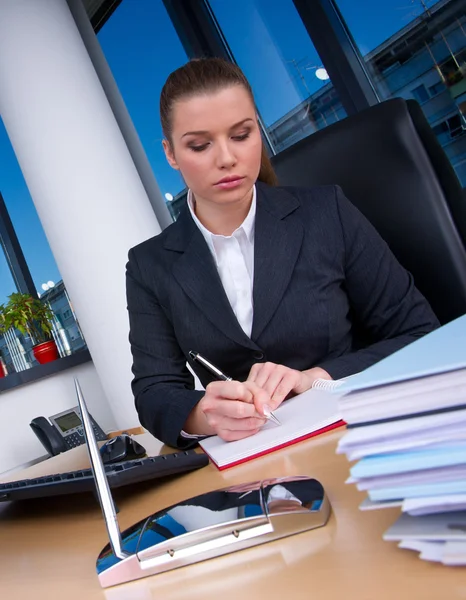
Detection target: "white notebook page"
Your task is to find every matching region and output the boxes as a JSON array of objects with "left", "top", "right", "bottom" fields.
[{"left": 200, "top": 388, "right": 342, "bottom": 468}]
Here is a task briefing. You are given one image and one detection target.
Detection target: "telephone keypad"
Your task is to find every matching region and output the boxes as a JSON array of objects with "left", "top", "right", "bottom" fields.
[
  {"left": 65, "top": 432, "right": 84, "bottom": 449},
  {"left": 64, "top": 423, "right": 106, "bottom": 450}
]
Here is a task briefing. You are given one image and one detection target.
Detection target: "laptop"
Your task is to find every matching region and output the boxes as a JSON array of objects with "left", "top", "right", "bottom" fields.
[{"left": 0, "top": 380, "right": 208, "bottom": 502}]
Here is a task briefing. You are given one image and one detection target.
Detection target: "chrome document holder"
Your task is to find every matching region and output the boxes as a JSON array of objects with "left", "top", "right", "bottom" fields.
[
  {"left": 96, "top": 475, "right": 331, "bottom": 588},
  {"left": 72, "top": 376, "right": 330, "bottom": 590}
]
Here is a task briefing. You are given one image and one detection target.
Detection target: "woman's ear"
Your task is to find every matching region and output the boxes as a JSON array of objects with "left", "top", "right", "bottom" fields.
[{"left": 162, "top": 139, "right": 180, "bottom": 170}]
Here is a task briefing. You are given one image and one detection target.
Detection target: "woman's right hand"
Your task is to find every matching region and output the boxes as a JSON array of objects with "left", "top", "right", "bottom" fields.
[{"left": 191, "top": 380, "right": 271, "bottom": 442}]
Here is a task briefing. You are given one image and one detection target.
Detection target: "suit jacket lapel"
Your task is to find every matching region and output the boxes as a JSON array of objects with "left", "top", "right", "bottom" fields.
[
  {"left": 251, "top": 184, "right": 304, "bottom": 341},
  {"left": 167, "top": 208, "right": 257, "bottom": 349}
]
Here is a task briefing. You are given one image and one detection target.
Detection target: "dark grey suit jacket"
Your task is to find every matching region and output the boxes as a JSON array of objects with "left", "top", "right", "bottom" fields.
[{"left": 126, "top": 183, "right": 439, "bottom": 448}]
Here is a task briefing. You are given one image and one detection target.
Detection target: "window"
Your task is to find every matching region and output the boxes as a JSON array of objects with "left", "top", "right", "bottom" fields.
[
  {"left": 0, "top": 121, "right": 61, "bottom": 293},
  {"left": 439, "top": 50, "right": 466, "bottom": 88},
  {"left": 97, "top": 0, "right": 189, "bottom": 213},
  {"left": 207, "top": 0, "right": 347, "bottom": 153},
  {"left": 0, "top": 121, "right": 88, "bottom": 377},
  {"left": 432, "top": 121, "right": 449, "bottom": 136},
  {"left": 0, "top": 246, "right": 16, "bottom": 306},
  {"left": 411, "top": 84, "right": 429, "bottom": 103},
  {"left": 336, "top": 0, "right": 466, "bottom": 186},
  {"left": 447, "top": 114, "right": 465, "bottom": 138},
  {"left": 429, "top": 81, "right": 445, "bottom": 96},
  {"left": 0, "top": 247, "right": 16, "bottom": 375}
]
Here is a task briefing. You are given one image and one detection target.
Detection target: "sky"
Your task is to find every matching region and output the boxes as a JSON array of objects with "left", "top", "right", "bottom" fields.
[{"left": 0, "top": 0, "right": 440, "bottom": 303}]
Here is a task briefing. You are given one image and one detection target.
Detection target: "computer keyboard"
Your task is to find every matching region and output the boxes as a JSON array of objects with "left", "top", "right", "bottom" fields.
[{"left": 0, "top": 451, "right": 209, "bottom": 502}]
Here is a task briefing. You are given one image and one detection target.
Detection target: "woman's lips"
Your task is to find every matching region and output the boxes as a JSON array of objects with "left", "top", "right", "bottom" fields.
[{"left": 214, "top": 176, "right": 245, "bottom": 190}]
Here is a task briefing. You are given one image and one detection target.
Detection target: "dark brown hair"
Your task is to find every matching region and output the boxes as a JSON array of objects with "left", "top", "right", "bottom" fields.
[{"left": 160, "top": 57, "right": 278, "bottom": 186}]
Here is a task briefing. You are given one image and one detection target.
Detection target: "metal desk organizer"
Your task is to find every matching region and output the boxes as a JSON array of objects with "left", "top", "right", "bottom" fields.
[
  {"left": 73, "top": 378, "right": 331, "bottom": 589},
  {"left": 97, "top": 476, "right": 330, "bottom": 587}
]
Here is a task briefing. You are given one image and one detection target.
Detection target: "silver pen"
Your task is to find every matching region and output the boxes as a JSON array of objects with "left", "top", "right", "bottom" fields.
[{"left": 189, "top": 350, "right": 281, "bottom": 426}]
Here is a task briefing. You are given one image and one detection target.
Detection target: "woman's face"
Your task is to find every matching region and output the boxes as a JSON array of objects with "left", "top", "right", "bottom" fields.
[{"left": 163, "top": 85, "right": 262, "bottom": 212}]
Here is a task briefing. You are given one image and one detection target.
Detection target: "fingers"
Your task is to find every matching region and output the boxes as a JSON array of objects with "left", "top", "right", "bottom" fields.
[
  {"left": 247, "top": 363, "right": 300, "bottom": 409},
  {"left": 205, "top": 380, "right": 254, "bottom": 403},
  {"left": 217, "top": 428, "right": 262, "bottom": 443},
  {"left": 243, "top": 380, "right": 276, "bottom": 417},
  {"left": 270, "top": 371, "right": 299, "bottom": 406},
  {"left": 202, "top": 397, "right": 262, "bottom": 420},
  {"left": 207, "top": 412, "right": 266, "bottom": 432},
  {"left": 248, "top": 361, "right": 278, "bottom": 389},
  {"left": 199, "top": 381, "right": 268, "bottom": 440}
]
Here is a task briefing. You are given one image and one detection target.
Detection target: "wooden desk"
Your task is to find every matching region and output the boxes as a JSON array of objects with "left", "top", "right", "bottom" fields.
[{"left": 0, "top": 432, "right": 464, "bottom": 600}]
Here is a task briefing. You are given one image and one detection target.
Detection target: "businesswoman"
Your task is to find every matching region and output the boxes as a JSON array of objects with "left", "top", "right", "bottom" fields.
[{"left": 126, "top": 58, "right": 438, "bottom": 448}]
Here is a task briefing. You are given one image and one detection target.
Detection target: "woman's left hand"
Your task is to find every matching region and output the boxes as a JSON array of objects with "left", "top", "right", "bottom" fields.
[{"left": 246, "top": 362, "right": 332, "bottom": 411}]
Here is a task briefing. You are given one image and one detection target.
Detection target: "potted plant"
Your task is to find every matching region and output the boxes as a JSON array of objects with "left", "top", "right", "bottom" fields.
[{"left": 0, "top": 293, "right": 59, "bottom": 365}]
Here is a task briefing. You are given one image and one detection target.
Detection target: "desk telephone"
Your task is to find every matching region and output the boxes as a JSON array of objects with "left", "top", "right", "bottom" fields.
[{"left": 30, "top": 407, "right": 107, "bottom": 456}]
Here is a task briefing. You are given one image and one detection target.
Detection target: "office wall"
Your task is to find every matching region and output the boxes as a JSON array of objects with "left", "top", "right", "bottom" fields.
[{"left": 0, "top": 362, "right": 117, "bottom": 475}]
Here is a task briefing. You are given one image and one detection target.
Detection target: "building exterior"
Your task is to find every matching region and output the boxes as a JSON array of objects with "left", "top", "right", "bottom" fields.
[
  {"left": 0, "top": 281, "right": 86, "bottom": 375},
  {"left": 39, "top": 280, "right": 87, "bottom": 355},
  {"left": 268, "top": 0, "right": 466, "bottom": 185}
]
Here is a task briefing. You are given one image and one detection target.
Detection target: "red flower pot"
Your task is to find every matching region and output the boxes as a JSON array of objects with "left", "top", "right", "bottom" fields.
[
  {"left": 33, "top": 340, "right": 59, "bottom": 364},
  {"left": 0, "top": 363, "right": 5, "bottom": 378}
]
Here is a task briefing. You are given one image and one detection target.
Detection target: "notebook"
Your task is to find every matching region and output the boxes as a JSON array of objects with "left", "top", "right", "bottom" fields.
[
  {"left": 402, "top": 494, "right": 466, "bottom": 516},
  {"left": 337, "top": 408, "right": 466, "bottom": 459},
  {"left": 398, "top": 540, "right": 447, "bottom": 564},
  {"left": 311, "top": 376, "right": 353, "bottom": 391},
  {"left": 337, "top": 313, "right": 466, "bottom": 395},
  {"left": 350, "top": 464, "right": 466, "bottom": 491},
  {"left": 368, "top": 479, "right": 466, "bottom": 502},
  {"left": 349, "top": 443, "right": 466, "bottom": 479},
  {"left": 383, "top": 510, "right": 466, "bottom": 542},
  {"left": 199, "top": 388, "right": 343, "bottom": 469},
  {"left": 338, "top": 368, "right": 466, "bottom": 425},
  {"left": 338, "top": 408, "right": 466, "bottom": 451}
]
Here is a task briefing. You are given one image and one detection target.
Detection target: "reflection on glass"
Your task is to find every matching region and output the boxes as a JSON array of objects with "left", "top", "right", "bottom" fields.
[
  {"left": 336, "top": 0, "right": 466, "bottom": 186},
  {"left": 96, "top": 476, "right": 325, "bottom": 574},
  {"left": 97, "top": 0, "right": 189, "bottom": 216},
  {"left": 0, "top": 120, "right": 83, "bottom": 376},
  {"left": 0, "top": 248, "right": 16, "bottom": 306},
  {"left": 208, "top": 0, "right": 346, "bottom": 153},
  {"left": 0, "top": 119, "right": 62, "bottom": 296},
  {"left": 0, "top": 257, "right": 14, "bottom": 377},
  {"left": 0, "top": 280, "right": 87, "bottom": 376}
]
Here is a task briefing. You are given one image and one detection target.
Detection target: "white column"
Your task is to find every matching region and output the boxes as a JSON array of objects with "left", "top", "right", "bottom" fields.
[
  {"left": 67, "top": 0, "right": 173, "bottom": 231},
  {"left": 0, "top": 0, "right": 162, "bottom": 428}
]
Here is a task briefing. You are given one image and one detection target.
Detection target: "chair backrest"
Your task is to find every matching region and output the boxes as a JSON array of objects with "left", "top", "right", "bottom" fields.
[
  {"left": 271, "top": 98, "right": 466, "bottom": 324},
  {"left": 406, "top": 100, "right": 466, "bottom": 247}
]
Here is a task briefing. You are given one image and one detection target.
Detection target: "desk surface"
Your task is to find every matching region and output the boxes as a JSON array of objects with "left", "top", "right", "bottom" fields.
[{"left": 0, "top": 432, "right": 464, "bottom": 600}]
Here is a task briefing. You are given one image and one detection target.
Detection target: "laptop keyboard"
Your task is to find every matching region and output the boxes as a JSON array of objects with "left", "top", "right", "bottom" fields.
[{"left": 0, "top": 450, "right": 209, "bottom": 502}]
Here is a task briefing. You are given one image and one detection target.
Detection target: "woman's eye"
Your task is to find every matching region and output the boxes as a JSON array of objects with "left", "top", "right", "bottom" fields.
[
  {"left": 189, "top": 143, "right": 209, "bottom": 152},
  {"left": 232, "top": 133, "right": 250, "bottom": 142}
]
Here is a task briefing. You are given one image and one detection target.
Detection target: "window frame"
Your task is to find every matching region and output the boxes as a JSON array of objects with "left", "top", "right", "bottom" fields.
[
  {"left": 0, "top": 192, "right": 37, "bottom": 297},
  {"left": 161, "top": 0, "right": 381, "bottom": 147},
  {"left": 0, "top": 192, "right": 91, "bottom": 389}
]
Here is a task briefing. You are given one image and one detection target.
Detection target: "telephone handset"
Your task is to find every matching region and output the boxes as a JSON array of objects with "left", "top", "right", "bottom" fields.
[{"left": 30, "top": 406, "right": 107, "bottom": 456}]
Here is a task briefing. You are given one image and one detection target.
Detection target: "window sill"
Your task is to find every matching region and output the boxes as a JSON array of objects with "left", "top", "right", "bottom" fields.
[{"left": 0, "top": 350, "right": 92, "bottom": 393}]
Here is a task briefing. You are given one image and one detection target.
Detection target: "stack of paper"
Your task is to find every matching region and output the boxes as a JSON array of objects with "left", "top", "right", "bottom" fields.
[{"left": 335, "top": 314, "right": 466, "bottom": 566}]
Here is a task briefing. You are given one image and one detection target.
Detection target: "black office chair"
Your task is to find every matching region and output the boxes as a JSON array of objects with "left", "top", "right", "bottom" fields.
[{"left": 271, "top": 98, "right": 466, "bottom": 324}]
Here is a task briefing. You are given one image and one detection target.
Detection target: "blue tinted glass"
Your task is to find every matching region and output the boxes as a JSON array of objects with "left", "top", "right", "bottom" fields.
[
  {"left": 0, "top": 249, "right": 16, "bottom": 305},
  {"left": 98, "top": 0, "right": 189, "bottom": 209},
  {"left": 209, "top": 0, "right": 347, "bottom": 153},
  {"left": 0, "top": 119, "right": 61, "bottom": 294},
  {"left": 336, "top": 0, "right": 466, "bottom": 186}
]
